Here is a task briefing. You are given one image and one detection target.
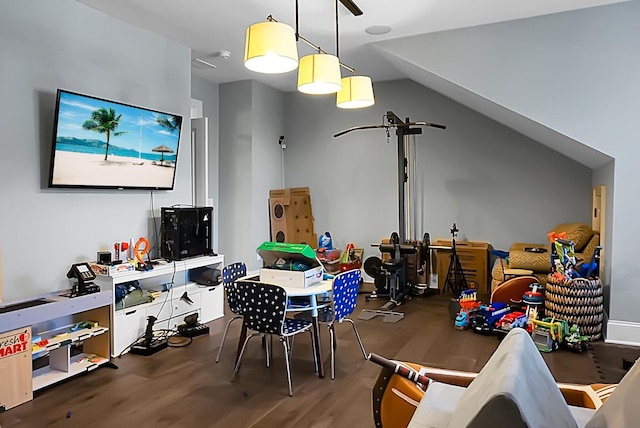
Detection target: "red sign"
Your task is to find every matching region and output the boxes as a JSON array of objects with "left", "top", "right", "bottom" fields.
[{"left": 0, "top": 328, "right": 30, "bottom": 359}]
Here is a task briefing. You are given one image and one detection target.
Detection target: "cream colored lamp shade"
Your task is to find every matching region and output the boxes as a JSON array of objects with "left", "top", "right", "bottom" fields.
[
  {"left": 297, "top": 54, "right": 342, "bottom": 94},
  {"left": 336, "top": 75, "right": 375, "bottom": 109},
  {"left": 244, "top": 21, "right": 298, "bottom": 74}
]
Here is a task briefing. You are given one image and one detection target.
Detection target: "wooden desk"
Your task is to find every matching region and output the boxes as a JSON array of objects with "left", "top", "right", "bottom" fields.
[{"left": 235, "top": 277, "right": 332, "bottom": 379}]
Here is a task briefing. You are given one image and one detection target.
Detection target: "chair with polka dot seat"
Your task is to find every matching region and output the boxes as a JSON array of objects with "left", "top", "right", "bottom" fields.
[
  {"left": 231, "top": 281, "right": 315, "bottom": 396},
  {"left": 215, "top": 262, "right": 247, "bottom": 363}
]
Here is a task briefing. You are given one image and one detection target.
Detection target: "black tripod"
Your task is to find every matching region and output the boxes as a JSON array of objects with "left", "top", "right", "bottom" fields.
[{"left": 444, "top": 223, "right": 468, "bottom": 296}]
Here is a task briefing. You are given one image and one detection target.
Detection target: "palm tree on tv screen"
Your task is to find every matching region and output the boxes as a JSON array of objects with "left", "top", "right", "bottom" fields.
[
  {"left": 82, "top": 107, "right": 126, "bottom": 161},
  {"left": 156, "top": 115, "right": 182, "bottom": 134}
]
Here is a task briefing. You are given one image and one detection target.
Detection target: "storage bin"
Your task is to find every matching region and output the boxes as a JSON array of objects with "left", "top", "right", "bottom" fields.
[{"left": 544, "top": 275, "right": 603, "bottom": 341}]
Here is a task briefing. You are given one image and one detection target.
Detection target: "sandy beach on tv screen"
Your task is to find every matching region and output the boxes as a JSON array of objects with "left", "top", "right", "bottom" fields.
[{"left": 51, "top": 151, "right": 175, "bottom": 188}]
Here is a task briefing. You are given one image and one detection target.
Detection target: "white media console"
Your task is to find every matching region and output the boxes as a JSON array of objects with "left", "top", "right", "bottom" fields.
[{"left": 93, "top": 254, "right": 225, "bottom": 356}]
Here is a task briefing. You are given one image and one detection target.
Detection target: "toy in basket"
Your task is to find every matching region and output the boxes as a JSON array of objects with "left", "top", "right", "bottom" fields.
[
  {"left": 546, "top": 233, "right": 603, "bottom": 341},
  {"left": 338, "top": 243, "right": 363, "bottom": 272},
  {"left": 316, "top": 232, "right": 342, "bottom": 263}
]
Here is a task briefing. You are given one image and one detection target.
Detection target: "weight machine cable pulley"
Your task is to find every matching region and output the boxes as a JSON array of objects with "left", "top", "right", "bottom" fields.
[
  {"left": 334, "top": 111, "right": 445, "bottom": 244},
  {"left": 336, "top": 112, "right": 447, "bottom": 318}
]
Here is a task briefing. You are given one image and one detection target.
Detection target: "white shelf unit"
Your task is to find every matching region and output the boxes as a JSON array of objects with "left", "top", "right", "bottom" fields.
[
  {"left": 32, "top": 352, "right": 110, "bottom": 391},
  {"left": 93, "top": 255, "right": 225, "bottom": 356},
  {"left": 0, "top": 290, "right": 114, "bottom": 409}
]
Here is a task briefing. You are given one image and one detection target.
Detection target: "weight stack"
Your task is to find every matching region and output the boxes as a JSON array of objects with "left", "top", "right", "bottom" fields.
[{"left": 269, "top": 187, "right": 316, "bottom": 245}]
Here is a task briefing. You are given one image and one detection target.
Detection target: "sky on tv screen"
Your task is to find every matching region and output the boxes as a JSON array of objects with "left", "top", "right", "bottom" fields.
[{"left": 55, "top": 91, "right": 180, "bottom": 160}]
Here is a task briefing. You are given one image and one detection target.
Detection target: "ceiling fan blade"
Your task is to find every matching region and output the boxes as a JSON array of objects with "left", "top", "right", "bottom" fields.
[{"left": 339, "top": 0, "right": 363, "bottom": 16}]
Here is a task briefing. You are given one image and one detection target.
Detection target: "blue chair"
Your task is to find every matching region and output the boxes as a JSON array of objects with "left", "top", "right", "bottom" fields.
[
  {"left": 215, "top": 262, "right": 247, "bottom": 363},
  {"left": 231, "top": 281, "right": 315, "bottom": 396},
  {"left": 322, "top": 269, "right": 368, "bottom": 379}
]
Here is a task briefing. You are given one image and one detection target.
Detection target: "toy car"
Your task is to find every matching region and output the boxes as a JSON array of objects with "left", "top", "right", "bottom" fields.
[
  {"left": 454, "top": 312, "right": 469, "bottom": 330},
  {"left": 494, "top": 311, "right": 527, "bottom": 339},
  {"left": 564, "top": 324, "right": 589, "bottom": 353},
  {"left": 471, "top": 302, "right": 512, "bottom": 334},
  {"left": 497, "top": 311, "right": 527, "bottom": 331}
]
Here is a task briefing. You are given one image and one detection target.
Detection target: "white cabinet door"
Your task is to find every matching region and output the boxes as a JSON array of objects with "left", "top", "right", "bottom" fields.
[
  {"left": 152, "top": 289, "right": 202, "bottom": 323},
  {"left": 113, "top": 307, "right": 147, "bottom": 356},
  {"left": 200, "top": 285, "right": 224, "bottom": 324}
]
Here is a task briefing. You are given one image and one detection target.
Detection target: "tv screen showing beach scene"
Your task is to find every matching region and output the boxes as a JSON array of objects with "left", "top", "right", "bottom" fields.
[{"left": 48, "top": 89, "right": 183, "bottom": 190}]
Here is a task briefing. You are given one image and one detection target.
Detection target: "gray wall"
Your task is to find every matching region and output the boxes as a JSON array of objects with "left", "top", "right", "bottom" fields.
[
  {"left": 218, "top": 80, "right": 284, "bottom": 269},
  {"left": 593, "top": 160, "right": 615, "bottom": 312},
  {"left": 219, "top": 81, "right": 253, "bottom": 268},
  {"left": 366, "top": 1, "right": 640, "bottom": 334},
  {"left": 283, "top": 79, "right": 592, "bottom": 261},
  {"left": 250, "top": 82, "right": 287, "bottom": 260},
  {"left": 0, "top": 1, "right": 192, "bottom": 302},
  {"left": 191, "top": 75, "right": 220, "bottom": 251}
]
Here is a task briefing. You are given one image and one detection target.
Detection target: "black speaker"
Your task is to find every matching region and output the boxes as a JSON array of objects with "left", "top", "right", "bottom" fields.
[{"left": 161, "top": 207, "right": 213, "bottom": 260}]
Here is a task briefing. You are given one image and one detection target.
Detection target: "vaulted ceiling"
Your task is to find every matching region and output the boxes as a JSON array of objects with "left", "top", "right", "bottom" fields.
[{"left": 76, "top": 0, "right": 623, "bottom": 167}]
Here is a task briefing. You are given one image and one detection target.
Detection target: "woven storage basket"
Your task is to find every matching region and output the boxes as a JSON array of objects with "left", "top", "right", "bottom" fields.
[{"left": 544, "top": 275, "right": 603, "bottom": 341}]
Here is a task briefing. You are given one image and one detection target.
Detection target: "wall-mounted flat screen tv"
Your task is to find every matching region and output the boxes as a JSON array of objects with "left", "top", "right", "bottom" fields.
[{"left": 48, "top": 89, "right": 183, "bottom": 190}]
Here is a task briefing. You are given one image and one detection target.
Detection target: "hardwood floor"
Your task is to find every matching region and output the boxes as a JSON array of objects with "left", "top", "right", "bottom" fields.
[{"left": 0, "top": 289, "right": 601, "bottom": 428}]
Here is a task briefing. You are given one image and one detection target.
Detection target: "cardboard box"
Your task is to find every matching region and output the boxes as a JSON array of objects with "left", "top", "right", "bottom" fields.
[
  {"left": 268, "top": 187, "right": 316, "bottom": 245},
  {"left": 89, "top": 261, "right": 136, "bottom": 276},
  {"left": 258, "top": 242, "right": 322, "bottom": 288},
  {"left": 434, "top": 240, "right": 491, "bottom": 293}
]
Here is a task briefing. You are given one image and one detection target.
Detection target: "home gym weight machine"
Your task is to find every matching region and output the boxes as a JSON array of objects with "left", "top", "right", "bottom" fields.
[{"left": 334, "top": 111, "right": 447, "bottom": 322}]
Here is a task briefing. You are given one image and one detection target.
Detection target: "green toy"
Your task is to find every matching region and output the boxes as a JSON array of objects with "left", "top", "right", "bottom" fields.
[{"left": 564, "top": 324, "right": 589, "bottom": 353}]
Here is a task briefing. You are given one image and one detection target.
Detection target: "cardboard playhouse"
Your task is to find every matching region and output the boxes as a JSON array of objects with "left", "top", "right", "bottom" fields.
[
  {"left": 258, "top": 242, "right": 323, "bottom": 288},
  {"left": 268, "top": 187, "right": 317, "bottom": 246}
]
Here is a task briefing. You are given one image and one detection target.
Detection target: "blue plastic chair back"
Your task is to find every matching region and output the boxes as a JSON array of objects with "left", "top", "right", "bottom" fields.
[
  {"left": 222, "top": 262, "right": 247, "bottom": 315},
  {"left": 332, "top": 269, "right": 361, "bottom": 321}
]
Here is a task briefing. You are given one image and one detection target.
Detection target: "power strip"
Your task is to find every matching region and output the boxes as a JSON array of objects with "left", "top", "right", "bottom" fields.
[{"left": 178, "top": 323, "right": 210, "bottom": 338}]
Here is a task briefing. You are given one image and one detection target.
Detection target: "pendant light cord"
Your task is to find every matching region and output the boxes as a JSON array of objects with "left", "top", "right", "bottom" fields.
[
  {"left": 335, "top": 0, "right": 340, "bottom": 58},
  {"left": 295, "top": 0, "right": 299, "bottom": 41},
  {"left": 275, "top": 1, "right": 354, "bottom": 73}
]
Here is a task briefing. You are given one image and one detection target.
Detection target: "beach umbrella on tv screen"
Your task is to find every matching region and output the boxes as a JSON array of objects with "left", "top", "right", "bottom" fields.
[{"left": 152, "top": 144, "right": 174, "bottom": 162}]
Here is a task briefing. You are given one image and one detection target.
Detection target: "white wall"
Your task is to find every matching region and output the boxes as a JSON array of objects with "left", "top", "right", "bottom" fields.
[
  {"left": 368, "top": 1, "right": 640, "bottom": 339},
  {"left": 283, "top": 79, "right": 592, "bottom": 262},
  {"left": 0, "top": 1, "right": 192, "bottom": 301}
]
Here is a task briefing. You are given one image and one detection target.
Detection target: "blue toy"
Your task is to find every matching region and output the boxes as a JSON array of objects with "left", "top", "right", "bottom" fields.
[
  {"left": 454, "top": 312, "right": 469, "bottom": 330},
  {"left": 471, "top": 302, "right": 512, "bottom": 334},
  {"left": 318, "top": 232, "right": 333, "bottom": 250}
]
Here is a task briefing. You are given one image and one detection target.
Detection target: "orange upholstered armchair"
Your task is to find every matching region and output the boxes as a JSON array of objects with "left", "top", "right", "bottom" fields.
[{"left": 491, "top": 222, "right": 600, "bottom": 291}]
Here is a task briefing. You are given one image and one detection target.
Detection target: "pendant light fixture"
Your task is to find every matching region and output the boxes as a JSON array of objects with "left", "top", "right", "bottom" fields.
[
  {"left": 244, "top": 18, "right": 298, "bottom": 74},
  {"left": 334, "top": 0, "right": 374, "bottom": 108},
  {"left": 243, "top": 0, "right": 374, "bottom": 108},
  {"left": 337, "top": 75, "right": 374, "bottom": 109},
  {"left": 296, "top": 0, "right": 342, "bottom": 95},
  {"left": 297, "top": 53, "right": 342, "bottom": 94}
]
